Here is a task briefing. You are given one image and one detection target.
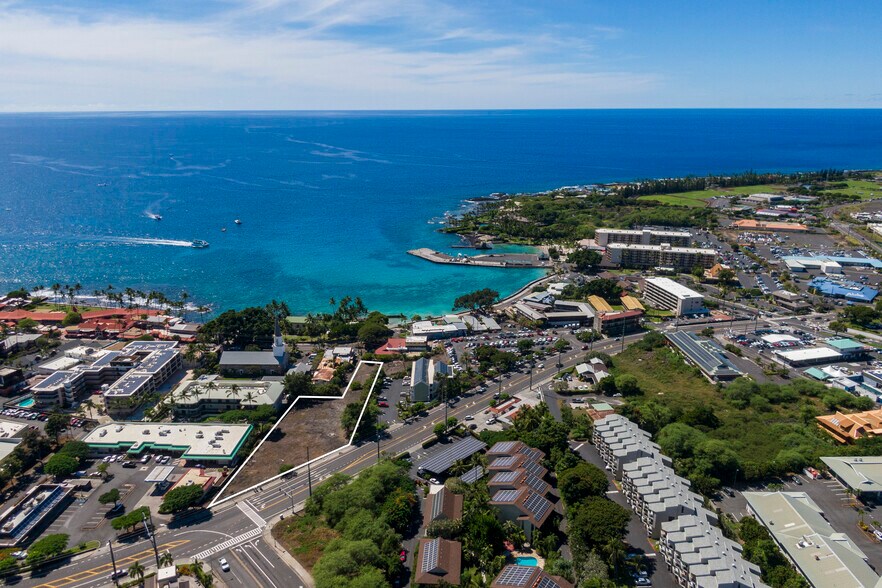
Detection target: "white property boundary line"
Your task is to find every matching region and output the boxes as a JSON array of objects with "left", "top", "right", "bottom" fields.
[{"left": 209, "top": 360, "right": 383, "bottom": 508}]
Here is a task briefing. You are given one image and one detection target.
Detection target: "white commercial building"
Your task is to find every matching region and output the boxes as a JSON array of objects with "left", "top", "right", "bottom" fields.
[
  {"left": 774, "top": 347, "right": 843, "bottom": 367},
  {"left": 744, "top": 492, "right": 880, "bottom": 588},
  {"left": 642, "top": 278, "right": 706, "bottom": 316},
  {"left": 83, "top": 422, "right": 253, "bottom": 465}
]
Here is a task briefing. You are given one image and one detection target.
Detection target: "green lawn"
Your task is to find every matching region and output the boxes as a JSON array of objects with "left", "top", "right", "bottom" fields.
[
  {"left": 638, "top": 184, "right": 790, "bottom": 207},
  {"left": 820, "top": 179, "right": 882, "bottom": 199}
]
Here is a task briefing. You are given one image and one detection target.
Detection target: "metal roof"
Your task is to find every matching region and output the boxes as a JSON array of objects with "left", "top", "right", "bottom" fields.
[
  {"left": 665, "top": 331, "right": 741, "bottom": 379},
  {"left": 145, "top": 465, "right": 176, "bottom": 483}
]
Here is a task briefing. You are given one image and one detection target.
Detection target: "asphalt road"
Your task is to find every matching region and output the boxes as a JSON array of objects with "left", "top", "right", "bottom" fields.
[{"left": 20, "top": 317, "right": 794, "bottom": 588}]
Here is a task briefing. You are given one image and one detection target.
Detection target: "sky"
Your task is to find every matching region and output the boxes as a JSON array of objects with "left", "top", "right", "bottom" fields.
[{"left": 1, "top": 0, "right": 881, "bottom": 111}]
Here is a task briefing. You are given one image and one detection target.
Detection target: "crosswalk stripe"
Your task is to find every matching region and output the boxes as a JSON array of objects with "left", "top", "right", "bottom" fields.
[
  {"left": 238, "top": 500, "right": 267, "bottom": 528},
  {"left": 193, "top": 527, "right": 264, "bottom": 560}
]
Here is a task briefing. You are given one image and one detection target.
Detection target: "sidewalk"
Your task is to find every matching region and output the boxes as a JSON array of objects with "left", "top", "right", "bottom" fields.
[{"left": 262, "top": 513, "right": 315, "bottom": 588}]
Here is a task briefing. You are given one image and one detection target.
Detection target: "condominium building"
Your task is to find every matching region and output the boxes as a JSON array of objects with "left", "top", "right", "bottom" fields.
[
  {"left": 660, "top": 514, "right": 767, "bottom": 588},
  {"left": 31, "top": 341, "right": 181, "bottom": 411},
  {"left": 593, "top": 414, "right": 766, "bottom": 588},
  {"left": 621, "top": 456, "right": 716, "bottom": 538},
  {"left": 411, "top": 358, "right": 450, "bottom": 403},
  {"left": 604, "top": 243, "right": 715, "bottom": 271},
  {"left": 642, "top": 277, "right": 706, "bottom": 316},
  {"left": 595, "top": 228, "right": 691, "bottom": 247},
  {"left": 592, "top": 414, "right": 660, "bottom": 478}
]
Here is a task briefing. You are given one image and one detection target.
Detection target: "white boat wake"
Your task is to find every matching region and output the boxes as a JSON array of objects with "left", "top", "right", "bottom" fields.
[{"left": 102, "top": 236, "right": 194, "bottom": 247}]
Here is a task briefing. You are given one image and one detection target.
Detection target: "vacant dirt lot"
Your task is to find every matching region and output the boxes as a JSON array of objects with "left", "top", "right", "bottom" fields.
[{"left": 225, "top": 362, "right": 378, "bottom": 494}]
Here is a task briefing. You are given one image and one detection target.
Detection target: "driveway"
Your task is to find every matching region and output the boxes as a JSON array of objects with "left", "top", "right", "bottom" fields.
[{"left": 570, "top": 441, "right": 678, "bottom": 588}]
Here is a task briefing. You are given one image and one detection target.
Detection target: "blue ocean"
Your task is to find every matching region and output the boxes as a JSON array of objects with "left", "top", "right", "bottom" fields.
[{"left": 1, "top": 110, "right": 881, "bottom": 317}]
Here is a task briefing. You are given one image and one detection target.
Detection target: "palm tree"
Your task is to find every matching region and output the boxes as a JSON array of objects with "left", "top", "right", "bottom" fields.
[
  {"left": 449, "top": 459, "right": 469, "bottom": 477},
  {"left": 129, "top": 560, "right": 145, "bottom": 585},
  {"left": 159, "top": 551, "right": 174, "bottom": 567},
  {"left": 603, "top": 538, "right": 627, "bottom": 578},
  {"left": 83, "top": 398, "right": 96, "bottom": 420},
  {"left": 241, "top": 388, "right": 257, "bottom": 409}
]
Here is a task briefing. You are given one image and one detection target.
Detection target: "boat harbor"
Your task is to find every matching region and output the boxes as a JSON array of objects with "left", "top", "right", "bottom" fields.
[{"left": 407, "top": 248, "right": 551, "bottom": 268}]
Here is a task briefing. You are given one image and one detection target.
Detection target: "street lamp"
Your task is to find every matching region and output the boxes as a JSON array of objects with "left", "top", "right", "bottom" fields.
[{"left": 108, "top": 541, "right": 120, "bottom": 587}]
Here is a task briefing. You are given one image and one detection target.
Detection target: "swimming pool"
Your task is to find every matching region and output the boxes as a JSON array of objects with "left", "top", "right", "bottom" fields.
[
  {"left": 17, "top": 398, "right": 34, "bottom": 408},
  {"left": 515, "top": 556, "right": 538, "bottom": 567}
]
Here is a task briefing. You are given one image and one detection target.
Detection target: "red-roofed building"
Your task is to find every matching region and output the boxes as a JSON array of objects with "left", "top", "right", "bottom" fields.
[
  {"left": 375, "top": 338, "right": 407, "bottom": 355},
  {"left": 593, "top": 309, "right": 643, "bottom": 336}
]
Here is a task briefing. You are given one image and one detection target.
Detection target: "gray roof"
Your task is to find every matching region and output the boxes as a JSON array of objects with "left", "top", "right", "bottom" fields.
[
  {"left": 666, "top": 331, "right": 741, "bottom": 379},
  {"left": 0, "top": 334, "right": 41, "bottom": 350},
  {"left": 219, "top": 351, "right": 281, "bottom": 366},
  {"left": 744, "top": 492, "right": 879, "bottom": 588},
  {"left": 821, "top": 456, "right": 882, "bottom": 493}
]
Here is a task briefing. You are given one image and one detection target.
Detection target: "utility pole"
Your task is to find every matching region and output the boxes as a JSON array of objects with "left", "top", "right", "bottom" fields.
[
  {"left": 142, "top": 511, "right": 160, "bottom": 567},
  {"left": 306, "top": 445, "right": 313, "bottom": 497},
  {"left": 376, "top": 431, "right": 381, "bottom": 463},
  {"left": 620, "top": 317, "right": 627, "bottom": 353},
  {"left": 283, "top": 489, "right": 295, "bottom": 511},
  {"left": 108, "top": 541, "right": 120, "bottom": 587}
]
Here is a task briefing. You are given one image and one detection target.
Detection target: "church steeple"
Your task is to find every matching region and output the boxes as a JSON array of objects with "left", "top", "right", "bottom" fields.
[{"left": 272, "top": 315, "right": 286, "bottom": 364}]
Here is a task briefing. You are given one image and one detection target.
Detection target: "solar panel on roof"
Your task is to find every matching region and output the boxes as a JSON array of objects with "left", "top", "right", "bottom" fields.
[
  {"left": 418, "top": 436, "right": 487, "bottom": 474},
  {"left": 519, "top": 447, "right": 543, "bottom": 461},
  {"left": 431, "top": 489, "right": 446, "bottom": 520},
  {"left": 491, "top": 440, "right": 518, "bottom": 453},
  {"left": 460, "top": 466, "right": 484, "bottom": 484},
  {"left": 491, "top": 455, "right": 517, "bottom": 468},
  {"left": 421, "top": 538, "right": 439, "bottom": 573},
  {"left": 492, "top": 489, "right": 521, "bottom": 503},
  {"left": 536, "top": 576, "right": 563, "bottom": 588},
  {"left": 522, "top": 459, "right": 545, "bottom": 477},
  {"left": 524, "top": 491, "right": 550, "bottom": 520},
  {"left": 523, "top": 474, "right": 549, "bottom": 494},
  {"left": 495, "top": 565, "right": 535, "bottom": 587},
  {"left": 491, "top": 470, "right": 519, "bottom": 483}
]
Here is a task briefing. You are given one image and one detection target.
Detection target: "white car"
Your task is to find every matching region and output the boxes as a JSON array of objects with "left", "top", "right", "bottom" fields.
[{"left": 218, "top": 557, "right": 230, "bottom": 572}]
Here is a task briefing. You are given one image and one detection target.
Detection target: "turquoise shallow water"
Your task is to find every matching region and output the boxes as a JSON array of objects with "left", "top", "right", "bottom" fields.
[{"left": 0, "top": 110, "right": 881, "bottom": 316}]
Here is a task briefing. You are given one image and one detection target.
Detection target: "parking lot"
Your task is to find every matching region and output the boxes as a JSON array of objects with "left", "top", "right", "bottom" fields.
[
  {"left": 714, "top": 472, "right": 882, "bottom": 571},
  {"left": 42, "top": 452, "right": 183, "bottom": 545}
]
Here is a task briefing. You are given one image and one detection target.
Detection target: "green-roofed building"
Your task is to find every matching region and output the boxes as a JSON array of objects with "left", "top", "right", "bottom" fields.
[
  {"left": 804, "top": 367, "right": 831, "bottom": 381},
  {"left": 825, "top": 337, "right": 869, "bottom": 357}
]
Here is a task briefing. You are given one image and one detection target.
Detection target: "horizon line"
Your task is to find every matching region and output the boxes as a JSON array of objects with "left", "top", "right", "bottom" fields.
[{"left": 3, "top": 107, "right": 882, "bottom": 116}]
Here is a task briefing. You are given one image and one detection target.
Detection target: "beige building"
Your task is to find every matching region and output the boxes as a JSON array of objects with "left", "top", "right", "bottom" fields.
[
  {"left": 604, "top": 243, "right": 715, "bottom": 271},
  {"left": 595, "top": 228, "right": 691, "bottom": 247}
]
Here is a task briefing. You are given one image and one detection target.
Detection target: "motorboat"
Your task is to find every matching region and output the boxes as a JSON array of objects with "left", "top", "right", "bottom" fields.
[
  {"left": 190, "top": 240, "right": 209, "bottom": 248},
  {"left": 147, "top": 213, "right": 162, "bottom": 221},
  {"left": 234, "top": 219, "right": 242, "bottom": 225}
]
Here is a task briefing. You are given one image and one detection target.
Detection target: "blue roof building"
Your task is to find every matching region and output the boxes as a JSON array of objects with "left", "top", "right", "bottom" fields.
[{"left": 808, "top": 277, "right": 878, "bottom": 302}]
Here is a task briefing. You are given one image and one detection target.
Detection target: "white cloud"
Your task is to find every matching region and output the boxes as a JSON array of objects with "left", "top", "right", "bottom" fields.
[{"left": 0, "top": 2, "right": 659, "bottom": 110}]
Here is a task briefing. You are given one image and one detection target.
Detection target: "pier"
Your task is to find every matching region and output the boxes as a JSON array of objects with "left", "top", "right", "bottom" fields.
[{"left": 407, "top": 248, "right": 552, "bottom": 268}]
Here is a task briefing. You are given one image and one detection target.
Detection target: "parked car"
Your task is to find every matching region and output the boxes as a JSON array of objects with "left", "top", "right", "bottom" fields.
[
  {"left": 218, "top": 557, "right": 230, "bottom": 572},
  {"left": 399, "top": 549, "right": 407, "bottom": 562}
]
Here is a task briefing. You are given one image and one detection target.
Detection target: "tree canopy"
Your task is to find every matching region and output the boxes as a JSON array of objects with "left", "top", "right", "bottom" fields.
[
  {"left": 44, "top": 453, "right": 79, "bottom": 478},
  {"left": 159, "top": 484, "right": 204, "bottom": 514},
  {"left": 567, "top": 249, "right": 602, "bottom": 273},
  {"left": 452, "top": 288, "right": 499, "bottom": 312}
]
